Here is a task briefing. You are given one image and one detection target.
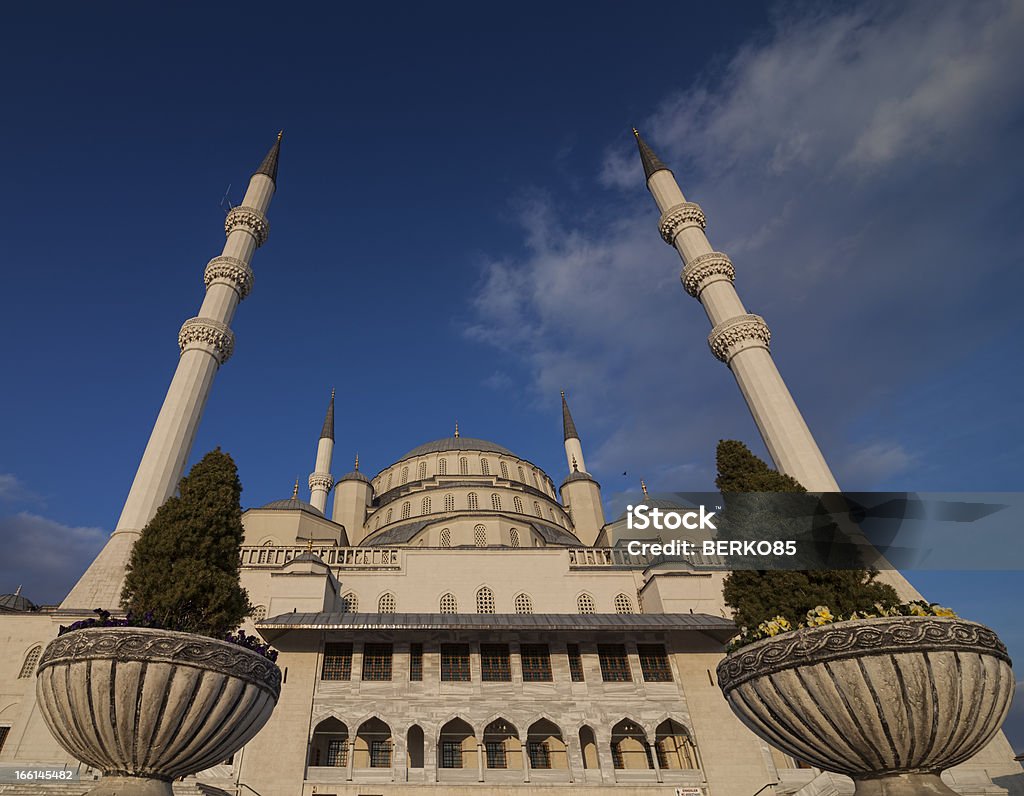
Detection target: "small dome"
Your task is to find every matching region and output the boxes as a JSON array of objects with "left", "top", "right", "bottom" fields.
[
  {"left": 0, "top": 591, "right": 37, "bottom": 612},
  {"left": 561, "top": 471, "right": 595, "bottom": 487},
  {"left": 614, "top": 494, "right": 697, "bottom": 521},
  {"left": 399, "top": 437, "right": 516, "bottom": 460},
  {"left": 257, "top": 497, "right": 325, "bottom": 517},
  {"left": 338, "top": 470, "right": 371, "bottom": 484}
]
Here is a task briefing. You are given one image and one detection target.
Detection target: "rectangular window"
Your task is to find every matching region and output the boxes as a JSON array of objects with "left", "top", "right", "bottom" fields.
[
  {"left": 370, "top": 740, "right": 392, "bottom": 768},
  {"left": 361, "top": 643, "right": 393, "bottom": 681},
  {"left": 441, "top": 643, "right": 470, "bottom": 681},
  {"left": 598, "top": 644, "right": 632, "bottom": 682},
  {"left": 567, "top": 644, "right": 584, "bottom": 682},
  {"left": 441, "top": 740, "right": 463, "bottom": 768},
  {"left": 638, "top": 644, "right": 673, "bottom": 682},
  {"left": 409, "top": 643, "right": 423, "bottom": 681},
  {"left": 528, "top": 741, "right": 551, "bottom": 769},
  {"left": 520, "top": 644, "right": 552, "bottom": 682},
  {"left": 326, "top": 738, "right": 348, "bottom": 766},
  {"left": 480, "top": 644, "right": 512, "bottom": 681},
  {"left": 322, "top": 642, "right": 353, "bottom": 680},
  {"left": 611, "top": 742, "right": 624, "bottom": 769},
  {"left": 485, "top": 741, "right": 507, "bottom": 768}
]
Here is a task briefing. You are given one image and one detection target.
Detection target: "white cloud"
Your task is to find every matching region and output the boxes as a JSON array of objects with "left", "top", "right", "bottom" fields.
[
  {"left": 0, "top": 474, "right": 38, "bottom": 504},
  {"left": 469, "top": 1, "right": 1024, "bottom": 491},
  {"left": 0, "top": 513, "right": 107, "bottom": 605}
]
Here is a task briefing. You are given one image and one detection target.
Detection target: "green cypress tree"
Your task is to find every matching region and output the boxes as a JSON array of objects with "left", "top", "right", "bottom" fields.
[
  {"left": 121, "top": 448, "right": 251, "bottom": 637},
  {"left": 717, "top": 440, "right": 898, "bottom": 631}
]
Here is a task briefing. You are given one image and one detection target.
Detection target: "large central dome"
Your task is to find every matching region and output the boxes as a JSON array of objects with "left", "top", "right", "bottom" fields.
[{"left": 398, "top": 437, "right": 516, "bottom": 461}]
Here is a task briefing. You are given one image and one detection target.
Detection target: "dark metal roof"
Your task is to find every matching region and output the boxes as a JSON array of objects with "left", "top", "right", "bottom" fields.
[
  {"left": 363, "top": 519, "right": 432, "bottom": 546},
  {"left": 255, "top": 497, "right": 325, "bottom": 517},
  {"left": 561, "top": 471, "right": 595, "bottom": 487},
  {"left": 258, "top": 611, "right": 735, "bottom": 638},
  {"left": 338, "top": 470, "right": 371, "bottom": 484},
  {"left": 320, "top": 390, "right": 335, "bottom": 441},
  {"left": 530, "top": 521, "right": 582, "bottom": 546},
  {"left": 632, "top": 128, "right": 670, "bottom": 181},
  {"left": 400, "top": 437, "right": 517, "bottom": 460},
  {"left": 561, "top": 392, "right": 579, "bottom": 441},
  {"left": 0, "top": 592, "right": 37, "bottom": 612},
  {"left": 255, "top": 132, "right": 281, "bottom": 183}
]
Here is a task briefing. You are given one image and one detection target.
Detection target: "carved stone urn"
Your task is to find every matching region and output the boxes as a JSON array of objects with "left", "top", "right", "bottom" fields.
[
  {"left": 717, "top": 617, "right": 1014, "bottom": 795},
  {"left": 36, "top": 627, "right": 281, "bottom": 796}
]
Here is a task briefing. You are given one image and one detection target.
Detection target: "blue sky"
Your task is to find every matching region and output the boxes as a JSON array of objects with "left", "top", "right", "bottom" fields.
[{"left": 1, "top": 1, "right": 1022, "bottom": 749}]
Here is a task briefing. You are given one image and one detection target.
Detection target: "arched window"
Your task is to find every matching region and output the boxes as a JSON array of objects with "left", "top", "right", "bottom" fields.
[
  {"left": 251, "top": 605, "right": 268, "bottom": 622},
  {"left": 611, "top": 720, "right": 652, "bottom": 770},
  {"left": 378, "top": 593, "right": 396, "bottom": 613},
  {"left": 614, "top": 593, "right": 635, "bottom": 614},
  {"left": 400, "top": 466, "right": 409, "bottom": 484},
  {"left": 439, "top": 458, "right": 448, "bottom": 475},
  {"left": 386, "top": 472, "right": 393, "bottom": 490},
  {"left": 401, "top": 501, "right": 411, "bottom": 519},
  {"left": 533, "top": 501, "right": 542, "bottom": 517},
  {"left": 385, "top": 508, "right": 393, "bottom": 523},
  {"left": 460, "top": 457, "right": 469, "bottom": 475},
  {"left": 500, "top": 461, "right": 509, "bottom": 479},
  {"left": 19, "top": 645, "right": 42, "bottom": 679},
  {"left": 374, "top": 515, "right": 381, "bottom": 529},
  {"left": 510, "top": 528, "right": 520, "bottom": 548},
  {"left": 517, "top": 466, "right": 525, "bottom": 481},
  {"left": 468, "top": 492, "right": 479, "bottom": 510},
  {"left": 421, "top": 496, "right": 431, "bottom": 514},
  {"left": 548, "top": 507, "right": 555, "bottom": 520},
  {"left": 513, "top": 496, "right": 523, "bottom": 513},
  {"left": 491, "top": 493, "right": 501, "bottom": 511},
  {"left": 577, "top": 593, "right": 595, "bottom": 614},
  {"left": 444, "top": 493, "right": 455, "bottom": 512},
  {"left": 476, "top": 586, "right": 495, "bottom": 614},
  {"left": 440, "top": 528, "right": 451, "bottom": 547},
  {"left": 440, "top": 593, "right": 458, "bottom": 613},
  {"left": 481, "top": 458, "right": 490, "bottom": 475},
  {"left": 655, "top": 719, "right": 699, "bottom": 769},
  {"left": 342, "top": 592, "right": 359, "bottom": 613},
  {"left": 419, "top": 461, "right": 427, "bottom": 480},
  {"left": 514, "top": 593, "right": 533, "bottom": 614},
  {"left": 474, "top": 524, "right": 487, "bottom": 547},
  {"left": 532, "top": 471, "right": 539, "bottom": 488}
]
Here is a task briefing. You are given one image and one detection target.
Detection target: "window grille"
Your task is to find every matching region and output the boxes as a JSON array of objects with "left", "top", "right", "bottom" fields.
[
  {"left": 577, "top": 594, "right": 595, "bottom": 613},
  {"left": 476, "top": 586, "right": 494, "bottom": 613},
  {"left": 514, "top": 593, "right": 533, "bottom": 614},
  {"left": 19, "top": 646, "right": 41, "bottom": 679},
  {"left": 614, "top": 593, "right": 635, "bottom": 614},
  {"left": 531, "top": 472, "right": 539, "bottom": 488},
  {"left": 361, "top": 643, "right": 393, "bottom": 681},
  {"left": 342, "top": 592, "right": 359, "bottom": 613},
  {"left": 439, "top": 458, "right": 447, "bottom": 475},
  {"left": 326, "top": 738, "right": 348, "bottom": 766},
  {"left": 500, "top": 462, "right": 509, "bottom": 479},
  {"left": 441, "top": 741, "right": 462, "bottom": 768},
  {"left": 520, "top": 644, "right": 552, "bottom": 681},
  {"left": 440, "top": 643, "right": 470, "bottom": 681},
  {"left": 510, "top": 528, "right": 520, "bottom": 547},
  {"left": 481, "top": 458, "right": 490, "bottom": 475},
  {"left": 444, "top": 493, "right": 455, "bottom": 512},
  {"left": 638, "top": 644, "right": 672, "bottom": 682},
  {"left": 486, "top": 741, "right": 507, "bottom": 768},
  {"left": 468, "top": 492, "right": 479, "bottom": 510},
  {"left": 513, "top": 496, "right": 523, "bottom": 513},
  {"left": 598, "top": 644, "right": 632, "bottom": 682},
  {"left": 480, "top": 643, "right": 511, "bottom": 681},
  {"left": 386, "top": 472, "right": 393, "bottom": 490},
  {"left": 370, "top": 740, "right": 392, "bottom": 767},
  {"left": 322, "top": 643, "right": 353, "bottom": 680},
  {"left": 491, "top": 493, "right": 501, "bottom": 511},
  {"left": 440, "top": 592, "right": 458, "bottom": 613},
  {"left": 440, "top": 528, "right": 451, "bottom": 548},
  {"left": 385, "top": 508, "right": 392, "bottom": 523},
  {"left": 517, "top": 466, "right": 525, "bottom": 481},
  {"left": 409, "top": 643, "right": 423, "bottom": 681},
  {"left": 419, "top": 461, "right": 427, "bottom": 480},
  {"left": 400, "top": 466, "right": 408, "bottom": 484},
  {"left": 421, "top": 496, "right": 431, "bottom": 514},
  {"left": 251, "top": 605, "right": 267, "bottom": 622},
  {"left": 460, "top": 457, "right": 469, "bottom": 475},
  {"left": 567, "top": 644, "right": 585, "bottom": 681},
  {"left": 474, "top": 524, "right": 487, "bottom": 546},
  {"left": 533, "top": 501, "right": 542, "bottom": 517},
  {"left": 401, "top": 501, "right": 411, "bottom": 519},
  {"left": 611, "top": 742, "right": 624, "bottom": 769},
  {"left": 528, "top": 741, "right": 551, "bottom": 769},
  {"left": 378, "top": 593, "right": 396, "bottom": 613}
]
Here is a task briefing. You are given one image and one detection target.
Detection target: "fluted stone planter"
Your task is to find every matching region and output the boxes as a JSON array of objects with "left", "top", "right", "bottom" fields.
[
  {"left": 36, "top": 627, "right": 281, "bottom": 796},
  {"left": 717, "top": 617, "right": 1014, "bottom": 795}
]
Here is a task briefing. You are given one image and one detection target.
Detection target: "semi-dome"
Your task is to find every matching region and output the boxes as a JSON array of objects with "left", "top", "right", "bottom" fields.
[{"left": 398, "top": 437, "right": 516, "bottom": 461}]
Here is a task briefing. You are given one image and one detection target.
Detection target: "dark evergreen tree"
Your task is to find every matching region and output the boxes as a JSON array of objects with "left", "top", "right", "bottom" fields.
[
  {"left": 717, "top": 440, "right": 898, "bottom": 630},
  {"left": 121, "top": 448, "right": 251, "bottom": 637}
]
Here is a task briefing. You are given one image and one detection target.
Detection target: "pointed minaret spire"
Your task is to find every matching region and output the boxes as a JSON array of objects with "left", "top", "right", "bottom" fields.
[
  {"left": 320, "top": 388, "right": 335, "bottom": 440},
  {"left": 633, "top": 128, "right": 670, "bottom": 181},
  {"left": 454, "top": 421, "right": 460, "bottom": 438},
  {"left": 354, "top": 452, "right": 360, "bottom": 471},
  {"left": 561, "top": 390, "right": 579, "bottom": 442},
  {"left": 641, "top": 480, "right": 649, "bottom": 499},
  {"left": 292, "top": 478, "right": 300, "bottom": 499},
  {"left": 308, "top": 388, "right": 336, "bottom": 513},
  {"left": 255, "top": 131, "right": 282, "bottom": 183}
]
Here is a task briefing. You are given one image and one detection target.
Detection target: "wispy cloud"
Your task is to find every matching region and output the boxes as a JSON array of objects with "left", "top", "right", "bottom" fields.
[
  {"left": 0, "top": 473, "right": 41, "bottom": 505},
  {"left": 469, "top": 1, "right": 1024, "bottom": 491}
]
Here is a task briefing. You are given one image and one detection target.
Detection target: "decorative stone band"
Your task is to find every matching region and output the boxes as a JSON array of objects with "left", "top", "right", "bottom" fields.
[
  {"left": 309, "top": 472, "right": 335, "bottom": 492},
  {"left": 178, "top": 317, "right": 235, "bottom": 365},
  {"left": 37, "top": 627, "right": 282, "bottom": 696},
  {"left": 681, "top": 251, "right": 735, "bottom": 298},
  {"left": 204, "top": 256, "right": 254, "bottom": 300},
  {"left": 707, "top": 314, "right": 771, "bottom": 363},
  {"left": 224, "top": 205, "right": 269, "bottom": 247},
  {"left": 716, "top": 617, "right": 1011, "bottom": 694},
  {"left": 658, "top": 202, "right": 706, "bottom": 244}
]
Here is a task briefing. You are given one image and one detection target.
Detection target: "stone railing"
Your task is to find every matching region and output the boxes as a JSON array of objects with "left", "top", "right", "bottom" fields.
[
  {"left": 567, "top": 548, "right": 650, "bottom": 568},
  {"left": 240, "top": 546, "right": 402, "bottom": 570}
]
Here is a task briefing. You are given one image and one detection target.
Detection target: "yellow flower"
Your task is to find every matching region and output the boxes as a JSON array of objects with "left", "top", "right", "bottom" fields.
[
  {"left": 910, "top": 603, "right": 928, "bottom": 616},
  {"left": 932, "top": 606, "right": 957, "bottom": 617}
]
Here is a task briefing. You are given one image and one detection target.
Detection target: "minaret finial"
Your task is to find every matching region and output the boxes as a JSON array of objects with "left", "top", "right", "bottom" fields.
[
  {"left": 454, "top": 421, "right": 459, "bottom": 438},
  {"left": 255, "top": 131, "right": 282, "bottom": 184},
  {"left": 632, "top": 127, "right": 670, "bottom": 181},
  {"left": 14, "top": 585, "right": 21, "bottom": 597},
  {"left": 561, "top": 391, "right": 579, "bottom": 442},
  {"left": 292, "top": 478, "right": 300, "bottom": 499},
  {"left": 640, "top": 480, "right": 649, "bottom": 499},
  {"left": 354, "top": 452, "right": 360, "bottom": 471},
  {"left": 320, "top": 389, "right": 335, "bottom": 441},
  {"left": 572, "top": 455, "right": 579, "bottom": 472}
]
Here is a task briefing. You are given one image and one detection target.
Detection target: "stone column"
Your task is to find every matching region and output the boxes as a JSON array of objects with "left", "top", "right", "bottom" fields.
[
  {"left": 477, "top": 742, "right": 485, "bottom": 782},
  {"left": 522, "top": 743, "right": 531, "bottom": 783},
  {"left": 650, "top": 742, "right": 663, "bottom": 783},
  {"left": 346, "top": 739, "right": 355, "bottom": 781}
]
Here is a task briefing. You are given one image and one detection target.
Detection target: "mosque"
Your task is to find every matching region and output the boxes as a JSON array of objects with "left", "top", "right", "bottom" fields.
[{"left": 0, "top": 133, "right": 1019, "bottom": 795}]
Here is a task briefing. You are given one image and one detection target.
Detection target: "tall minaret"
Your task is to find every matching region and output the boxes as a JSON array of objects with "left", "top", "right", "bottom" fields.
[
  {"left": 558, "top": 391, "right": 605, "bottom": 545},
  {"left": 633, "top": 129, "right": 839, "bottom": 491},
  {"left": 308, "top": 389, "right": 336, "bottom": 513},
  {"left": 61, "top": 133, "right": 282, "bottom": 611}
]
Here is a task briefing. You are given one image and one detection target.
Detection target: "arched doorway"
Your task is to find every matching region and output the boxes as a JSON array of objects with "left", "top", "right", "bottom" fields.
[
  {"left": 579, "top": 725, "right": 599, "bottom": 770},
  {"left": 309, "top": 717, "right": 349, "bottom": 767},
  {"left": 407, "top": 724, "right": 424, "bottom": 769}
]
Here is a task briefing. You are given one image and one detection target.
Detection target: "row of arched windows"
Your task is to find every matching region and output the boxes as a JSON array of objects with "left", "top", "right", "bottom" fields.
[
  {"left": 375, "top": 492, "right": 563, "bottom": 529},
  {"left": 335, "top": 590, "right": 635, "bottom": 615},
  {"left": 375, "top": 458, "right": 556, "bottom": 498}
]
